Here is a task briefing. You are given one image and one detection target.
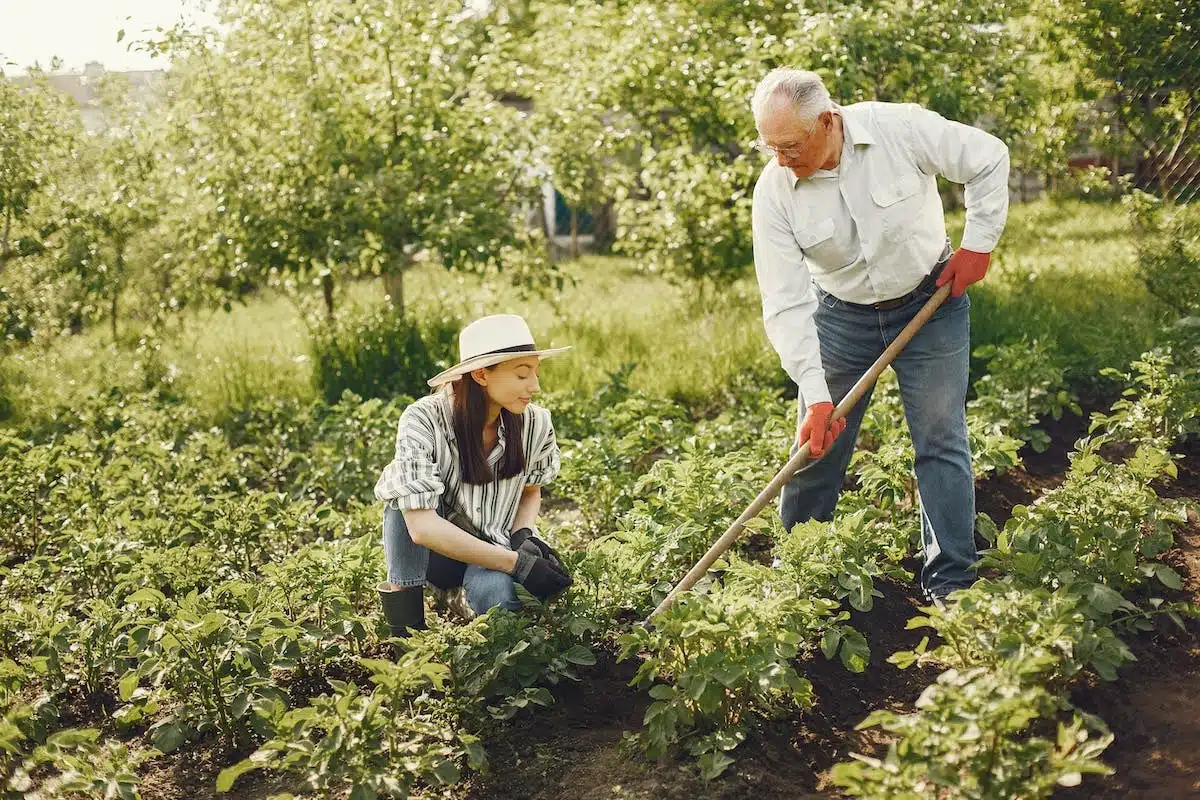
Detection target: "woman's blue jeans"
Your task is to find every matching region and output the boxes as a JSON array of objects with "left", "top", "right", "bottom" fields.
[{"left": 382, "top": 505, "right": 521, "bottom": 615}]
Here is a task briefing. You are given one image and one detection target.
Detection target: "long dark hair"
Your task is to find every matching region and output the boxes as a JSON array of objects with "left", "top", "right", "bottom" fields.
[{"left": 450, "top": 372, "right": 526, "bottom": 484}]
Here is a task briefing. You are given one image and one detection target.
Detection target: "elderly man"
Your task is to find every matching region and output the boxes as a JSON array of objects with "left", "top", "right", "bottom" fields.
[{"left": 749, "top": 68, "right": 1009, "bottom": 602}]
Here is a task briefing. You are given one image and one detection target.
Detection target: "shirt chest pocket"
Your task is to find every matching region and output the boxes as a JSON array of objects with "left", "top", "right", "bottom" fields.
[
  {"left": 870, "top": 173, "right": 924, "bottom": 241},
  {"left": 795, "top": 217, "right": 836, "bottom": 252}
]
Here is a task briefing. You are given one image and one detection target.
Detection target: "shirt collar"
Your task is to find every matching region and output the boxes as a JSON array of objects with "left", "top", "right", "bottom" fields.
[
  {"left": 788, "top": 104, "right": 875, "bottom": 188},
  {"left": 840, "top": 103, "right": 876, "bottom": 147},
  {"left": 488, "top": 413, "right": 509, "bottom": 466}
]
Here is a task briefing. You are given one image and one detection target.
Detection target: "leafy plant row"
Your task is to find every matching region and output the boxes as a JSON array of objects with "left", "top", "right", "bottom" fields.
[{"left": 832, "top": 347, "right": 1199, "bottom": 798}]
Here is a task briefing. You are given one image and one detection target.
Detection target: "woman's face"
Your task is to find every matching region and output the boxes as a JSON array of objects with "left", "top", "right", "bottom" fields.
[{"left": 473, "top": 356, "right": 542, "bottom": 415}]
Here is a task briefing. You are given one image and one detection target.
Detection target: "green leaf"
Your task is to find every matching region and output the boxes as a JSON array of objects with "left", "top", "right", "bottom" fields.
[
  {"left": 838, "top": 630, "right": 870, "bottom": 674},
  {"left": 216, "top": 757, "right": 268, "bottom": 793},
  {"left": 648, "top": 683, "right": 675, "bottom": 700},
  {"left": 564, "top": 645, "right": 596, "bottom": 666},
  {"left": 118, "top": 671, "right": 139, "bottom": 701},
  {"left": 126, "top": 588, "right": 166, "bottom": 606},
  {"left": 150, "top": 721, "right": 187, "bottom": 754},
  {"left": 432, "top": 758, "right": 461, "bottom": 785},
  {"left": 975, "top": 513, "right": 999, "bottom": 543},
  {"left": 697, "top": 750, "right": 735, "bottom": 781},
  {"left": 1086, "top": 583, "right": 1129, "bottom": 616},
  {"left": 463, "top": 738, "right": 487, "bottom": 770},
  {"left": 1154, "top": 563, "right": 1183, "bottom": 590},
  {"left": 820, "top": 628, "right": 842, "bottom": 660}
]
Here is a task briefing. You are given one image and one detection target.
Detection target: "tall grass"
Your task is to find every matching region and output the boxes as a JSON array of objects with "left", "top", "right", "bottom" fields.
[
  {"left": 965, "top": 199, "right": 1169, "bottom": 389},
  {"left": 1, "top": 198, "right": 1173, "bottom": 428}
]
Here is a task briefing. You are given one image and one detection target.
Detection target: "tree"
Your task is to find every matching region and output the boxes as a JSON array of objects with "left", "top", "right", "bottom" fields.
[
  {"left": 147, "top": 0, "right": 550, "bottom": 319},
  {"left": 52, "top": 75, "right": 160, "bottom": 343},
  {"left": 1064, "top": 0, "right": 1200, "bottom": 200},
  {"left": 0, "top": 67, "right": 78, "bottom": 272},
  {"left": 520, "top": 0, "right": 1073, "bottom": 289}
]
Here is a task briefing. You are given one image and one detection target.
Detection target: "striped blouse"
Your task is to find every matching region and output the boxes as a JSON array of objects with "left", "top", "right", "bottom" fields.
[{"left": 373, "top": 387, "right": 561, "bottom": 547}]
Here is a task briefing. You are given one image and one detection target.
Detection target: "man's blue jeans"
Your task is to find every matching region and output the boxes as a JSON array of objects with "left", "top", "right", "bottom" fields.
[
  {"left": 382, "top": 505, "right": 521, "bottom": 615},
  {"left": 780, "top": 280, "right": 976, "bottom": 598}
]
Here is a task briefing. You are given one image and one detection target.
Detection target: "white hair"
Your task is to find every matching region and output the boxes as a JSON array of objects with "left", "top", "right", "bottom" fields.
[{"left": 751, "top": 68, "right": 833, "bottom": 124}]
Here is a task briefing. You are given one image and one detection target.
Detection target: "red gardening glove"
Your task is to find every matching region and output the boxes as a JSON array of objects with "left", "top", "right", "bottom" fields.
[
  {"left": 936, "top": 248, "right": 990, "bottom": 297},
  {"left": 798, "top": 401, "right": 846, "bottom": 458}
]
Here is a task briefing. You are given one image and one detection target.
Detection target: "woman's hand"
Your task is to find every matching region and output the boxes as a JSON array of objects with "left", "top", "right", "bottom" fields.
[
  {"left": 509, "top": 548, "right": 572, "bottom": 599},
  {"left": 510, "top": 527, "right": 563, "bottom": 567}
]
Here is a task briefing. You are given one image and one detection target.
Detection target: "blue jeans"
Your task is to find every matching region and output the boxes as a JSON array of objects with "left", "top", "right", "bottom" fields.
[
  {"left": 382, "top": 505, "right": 522, "bottom": 615},
  {"left": 779, "top": 279, "right": 976, "bottom": 598}
]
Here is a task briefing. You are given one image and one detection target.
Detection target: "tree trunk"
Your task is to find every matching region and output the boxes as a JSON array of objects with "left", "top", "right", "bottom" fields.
[
  {"left": 1153, "top": 154, "right": 1174, "bottom": 201},
  {"left": 383, "top": 270, "right": 405, "bottom": 316},
  {"left": 322, "top": 272, "right": 335, "bottom": 320},
  {"left": 534, "top": 196, "right": 557, "bottom": 264},
  {"left": 111, "top": 245, "right": 125, "bottom": 344},
  {"left": 1, "top": 209, "right": 11, "bottom": 270},
  {"left": 570, "top": 207, "right": 579, "bottom": 259},
  {"left": 593, "top": 201, "right": 616, "bottom": 253},
  {"left": 382, "top": 252, "right": 416, "bottom": 316}
]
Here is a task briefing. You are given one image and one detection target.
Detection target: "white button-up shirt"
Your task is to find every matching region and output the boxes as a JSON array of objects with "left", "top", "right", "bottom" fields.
[{"left": 751, "top": 101, "right": 1010, "bottom": 406}]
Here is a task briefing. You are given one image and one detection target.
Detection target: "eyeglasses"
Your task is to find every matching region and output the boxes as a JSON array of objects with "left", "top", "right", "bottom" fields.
[{"left": 754, "top": 120, "right": 818, "bottom": 159}]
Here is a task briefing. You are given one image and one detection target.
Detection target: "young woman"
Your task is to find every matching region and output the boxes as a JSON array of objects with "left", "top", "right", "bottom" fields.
[{"left": 374, "top": 314, "right": 573, "bottom": 639}]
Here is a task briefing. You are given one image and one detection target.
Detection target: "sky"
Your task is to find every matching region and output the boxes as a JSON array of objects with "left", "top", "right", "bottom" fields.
[{"left": 0, "top": 0, "right": 218, "bottom": 74}]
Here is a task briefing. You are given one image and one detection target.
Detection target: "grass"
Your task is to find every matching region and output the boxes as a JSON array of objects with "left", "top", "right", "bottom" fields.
[
  {"left": 1, "top": 197, "right": 1174, "bottom": 428},
  {"left": 966, "top": 199, "right": 1169, "bottom": 388}
]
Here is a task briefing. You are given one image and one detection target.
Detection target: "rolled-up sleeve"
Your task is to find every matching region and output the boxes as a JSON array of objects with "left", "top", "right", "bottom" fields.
[
  {"left": 524, "top": 408, "right": 561, "bottom": 486},
  {"left": 374, "top": 404, "right": 445, "bottom": 510},
  {"left": 751, "top": 172, "right": 830, "bottom": 407},
  {"left": 906, "top": 104, "right": 1010, "bottom": 254}
]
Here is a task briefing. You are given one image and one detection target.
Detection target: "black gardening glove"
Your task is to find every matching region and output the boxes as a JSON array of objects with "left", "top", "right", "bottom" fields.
[
  {"left": 509, "top": 548, "right": 573, "bottom": 600},
  {"left": 510, "top": 527, "right": 564, "bottom": 568}
]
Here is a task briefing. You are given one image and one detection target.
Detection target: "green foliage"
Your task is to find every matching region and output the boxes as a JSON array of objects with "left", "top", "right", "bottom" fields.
[
  {"left": 891, "top": 581, "right": 1136, "bottom": 684},
  {"left": 1092, "top": 347, "right": 1200, "bottom": 447},
  {"left": 618, "top": 580, "right": 820, "bottom": 780},
  {"left": 970, "top": 338, "right": 1081, "bottom": 453},
  {"left": 832, "top": 667, "right": 1114, "bottom": 799},
  {"left": 118, "top": 583, "right": 297, "bottom": 752},
  {"left": 148, "top": 0, "right": 552, "bottom": 320},
  {"left": 773, "top": 509, "right": 913, "bottom": 614},
  {"left": 308, "top": 302, "right": 458, "bottom": 405},
  {"left": 217, "top": 652, "right": 471, "bottom": 799},
  {"left": 1064, "top": 0, "right": 1200, "bottom": 201},
  {"left": 554, "top": 393, "right": 692, "bottom": 535},
  {"left": 218, "top": 605, "right": 598, "bottom": 797},
  {"left": 8, "top": 727, "right": 156, "bottom": 800},
  {"left": 0, "top": 658, "right": 58, "bottom": 799},
  {"left": 979, "top": 439, "right": 1188, "bottom": 611},
  {"left": 0, "top": 68, "right": 81, "bottom": 273},
  {"left": 1125, "top": 191, "right": 1200, "bottom": 318}
]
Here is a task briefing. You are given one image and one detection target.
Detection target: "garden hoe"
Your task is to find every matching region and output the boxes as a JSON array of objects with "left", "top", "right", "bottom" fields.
[{"left": 645, "top": 282, "right": 954, "bottom": 625}]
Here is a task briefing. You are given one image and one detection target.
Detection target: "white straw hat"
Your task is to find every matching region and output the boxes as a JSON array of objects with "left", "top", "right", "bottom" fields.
[{"left": 427, "top": 314, "right": 572, "bottom": 388}]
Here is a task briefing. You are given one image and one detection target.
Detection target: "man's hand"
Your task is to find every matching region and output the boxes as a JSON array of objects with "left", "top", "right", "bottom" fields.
[
  {"left": 798, "top": 401, "right": 846, "bottom": 458},
  {"left": 936, "top": 248, "right": 990, "bottom": 297}
]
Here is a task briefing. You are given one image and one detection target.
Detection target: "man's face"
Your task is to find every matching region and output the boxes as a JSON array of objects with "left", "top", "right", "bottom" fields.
[{"left": 757, "top": 105, "right": 833, "bottom": 181}]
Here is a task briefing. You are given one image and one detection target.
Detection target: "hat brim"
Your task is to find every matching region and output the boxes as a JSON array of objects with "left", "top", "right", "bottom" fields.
[{"left": 427, "top": 346, "right": 573, "bottom": 388}]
